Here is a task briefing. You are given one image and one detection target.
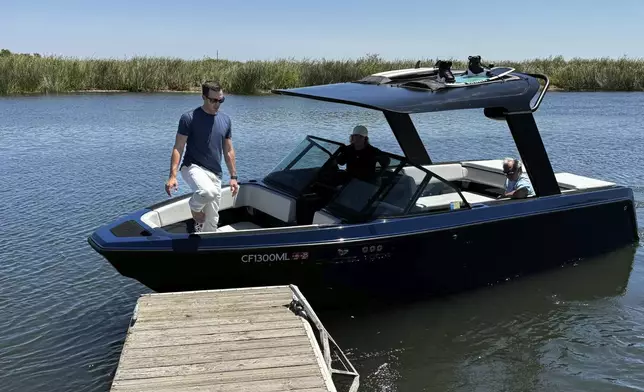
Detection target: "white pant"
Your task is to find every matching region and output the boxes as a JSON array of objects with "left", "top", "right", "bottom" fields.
[{"left": 180, "top": 164, "right": 222, "bottom": 232}]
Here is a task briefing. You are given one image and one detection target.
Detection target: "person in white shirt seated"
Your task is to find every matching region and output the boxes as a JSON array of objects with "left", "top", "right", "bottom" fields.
[{"left": 500, "top": 157, "right": 535, "bottom": 199}]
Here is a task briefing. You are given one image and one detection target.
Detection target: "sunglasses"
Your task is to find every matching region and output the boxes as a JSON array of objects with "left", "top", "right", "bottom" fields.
[
  {"left": 206, "top": 96, "right": 225, "bottom": 104},
  {"left": 503, "top": 169, "right": 516, "bottom": 176}
]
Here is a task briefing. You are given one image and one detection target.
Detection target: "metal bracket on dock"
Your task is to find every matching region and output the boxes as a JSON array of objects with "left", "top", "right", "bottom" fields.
[{"left": 288, "top": 285, "right": 360, "bottom": 392}]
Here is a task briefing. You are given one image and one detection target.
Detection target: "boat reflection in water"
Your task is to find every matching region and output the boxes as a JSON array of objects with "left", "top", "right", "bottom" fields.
[{"left": 320, "top": 245, "right": 640, "bottom": 391}]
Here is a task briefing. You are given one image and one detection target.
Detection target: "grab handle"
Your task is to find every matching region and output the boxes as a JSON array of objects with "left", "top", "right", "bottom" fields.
[{"left": 526, "top": 73, "right": 550, "bottom": 112}]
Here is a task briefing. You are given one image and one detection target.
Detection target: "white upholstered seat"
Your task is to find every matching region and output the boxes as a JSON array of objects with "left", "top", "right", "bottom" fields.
[{"left": 217, "top": 221, "right": 262, "bottom": 232}]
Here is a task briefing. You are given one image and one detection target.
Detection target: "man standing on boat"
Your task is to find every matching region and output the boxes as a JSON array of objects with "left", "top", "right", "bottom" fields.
[
  {"left": 501, "top": 157, "right": 534, "bottom": 199},
  {"left": 336, "top": 125, "right": 390, "bottom": 183},
  {"left": 165, "top": 81, "right": 239, "bottom": 232}
]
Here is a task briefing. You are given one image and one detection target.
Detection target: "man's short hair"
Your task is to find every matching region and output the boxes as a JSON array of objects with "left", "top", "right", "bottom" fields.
[
  {"left": 503, "top": 157, "right": 523, "bottom": 173},
  {"left": 202, "top": 81, "right": 222, "bottom": 96}
]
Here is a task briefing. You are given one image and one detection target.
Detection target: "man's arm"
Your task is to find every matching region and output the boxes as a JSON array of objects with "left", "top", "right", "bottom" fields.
[
  {"left": 224, "top": 137, "right": 239, "bottom": 196},
  {"left": 377, "top": 154, "right": 391, "bottom": 170},
  {"left": 372, "top": 147, "right": 390, "bottom": 171},
  {"left": 165, "top": 113, "right": 190, "bottom": 196},
  {"left": 165, "top": 133, "right": 188, "bottom": 195},
  {"left": 504, "top": 176, "right": 532, "bottom": 199},
  {"left": 335, "top": 145, "right": 348, "bottom": 166},
  {"left": 504, "top": 186, "right": 528, "bottom": 199},
  {"left": 169, "top": 133, "right": 187, "bottom": 178},
  {"left": 224, "top": 138, "right": 237, "bottom": 178}
]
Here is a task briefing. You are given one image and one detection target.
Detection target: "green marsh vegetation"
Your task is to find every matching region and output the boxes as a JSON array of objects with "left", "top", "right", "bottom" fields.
[{"left": 1, "top": 50, "right": 643, "bottom": 95}]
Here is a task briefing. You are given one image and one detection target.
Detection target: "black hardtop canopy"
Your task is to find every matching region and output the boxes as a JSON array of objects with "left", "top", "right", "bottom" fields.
[
  {"left": 272, "top": 69, "right": 560, "bottom": 198},
  {"left": 271, "top": 70, "right": 544, "bottom": 114}
]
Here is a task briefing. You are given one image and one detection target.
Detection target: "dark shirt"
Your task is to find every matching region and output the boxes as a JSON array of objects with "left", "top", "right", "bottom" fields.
[
  {"left": 177, "top": 107, "right": 232, "bottom": 176},
  {"left": 336, "top": 144, "right": 390, "bottom": 182}
]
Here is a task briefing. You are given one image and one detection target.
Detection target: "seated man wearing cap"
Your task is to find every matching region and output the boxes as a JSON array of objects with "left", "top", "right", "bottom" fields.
[
  {"left": 500, "top": 157, "right": 535, "bottom": 199},
  {"left": 335, "top": 125, "right": 391, "bottom": 183}
]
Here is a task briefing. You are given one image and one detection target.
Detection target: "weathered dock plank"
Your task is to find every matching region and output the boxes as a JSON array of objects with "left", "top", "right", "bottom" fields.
[
  {"left": 110, "top": 285, "right": 355, "bottom": 392},
  {"left": 112, "top": 376, "right": 327, "bottom": 392},
  {"left": 119, "top": 335, "right": 310, "bottom": 360},
  {"left": 111, "top": 364, "right": 323, "bottom": 391},
  {"left": 117, "top": 344, "right": 314, "bottom": 369}
]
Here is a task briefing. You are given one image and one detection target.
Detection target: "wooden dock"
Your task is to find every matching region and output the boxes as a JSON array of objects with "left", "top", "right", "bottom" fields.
[{"left": 110, "top": 285, "right": 359, "bottom": 392}]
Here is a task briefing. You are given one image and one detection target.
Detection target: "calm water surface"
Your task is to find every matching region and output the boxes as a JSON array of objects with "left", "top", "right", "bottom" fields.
[{"left": 1, "top": 92, "right": 643, "bottom": 392}]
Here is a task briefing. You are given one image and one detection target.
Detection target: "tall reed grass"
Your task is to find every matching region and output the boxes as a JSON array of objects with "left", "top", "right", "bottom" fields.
[{"left": 2, "top": 53, "right": 644, "bottom": 95}]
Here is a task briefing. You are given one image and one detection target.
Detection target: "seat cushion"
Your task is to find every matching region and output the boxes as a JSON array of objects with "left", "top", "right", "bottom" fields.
[
  {"left": 554, "top": 173, "right": 615, "bottom": 190},
  {"left": 402, "top": 164, "right": 466, "bottom": 185},
  {"left": 235, "top": 185, "right": 297, "bottom": 223},
  {"left": 312, "top": 210, "right": 341, "bottom": 224},
  {"left": 462, "top": 160, "right": 513, "bottom": 173},
  {"left": 422, "top": 163, "right": 466, "bottom": 181},
  {"left": 140, "top": 211, "right": 161, "bottom": 228},
  {"left": 415, "top": 191, "right": 496, "bottom": 210},
  {"left": 217, "top": 221, "right": 262, "bottom": 232}
]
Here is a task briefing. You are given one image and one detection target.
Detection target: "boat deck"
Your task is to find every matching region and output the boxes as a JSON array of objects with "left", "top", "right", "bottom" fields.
[{"left": 109, "top": 285, "right": 358, "bottom": 392}]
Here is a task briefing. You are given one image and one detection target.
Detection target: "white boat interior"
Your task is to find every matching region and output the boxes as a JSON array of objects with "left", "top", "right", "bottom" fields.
[{"left": 141, "top": 159, "right": 615, "bottom": 235}]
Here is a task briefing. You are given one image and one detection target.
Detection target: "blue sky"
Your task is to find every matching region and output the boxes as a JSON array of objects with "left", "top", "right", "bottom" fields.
[{"left": 2, "top": 0, "right": 643, "bottom": 61}]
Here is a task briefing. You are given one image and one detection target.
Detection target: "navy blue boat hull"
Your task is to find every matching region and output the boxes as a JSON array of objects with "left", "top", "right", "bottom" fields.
[{"left": 88, "top": 186, "right": 639, "bottom": 305}]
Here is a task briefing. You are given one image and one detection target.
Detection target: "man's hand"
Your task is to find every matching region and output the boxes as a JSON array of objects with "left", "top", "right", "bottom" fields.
[
  {"left": 165, "top": 177, "right": 178, "bottom": 196},
  {"left": 230, "top": 179, "right": 239, "bottom": 196}
]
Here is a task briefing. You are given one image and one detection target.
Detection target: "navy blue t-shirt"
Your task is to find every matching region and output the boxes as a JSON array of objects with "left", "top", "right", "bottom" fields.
[{"left": 178, "top": 107, "right": 232, "bottom": 176}]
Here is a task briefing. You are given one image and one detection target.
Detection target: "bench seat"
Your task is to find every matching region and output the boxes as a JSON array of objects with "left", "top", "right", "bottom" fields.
[
  {"left": 554, "top": 172, "right": 615, "bottom": 190},
  {"left": 415, "top": 191, "right": 496, "bottom": 210},
  {"left": 141, "top": 184, "right": 298, "bottom": 229},
  {"left": 401, "top": 163, "right": 465, "bottom": 186}
]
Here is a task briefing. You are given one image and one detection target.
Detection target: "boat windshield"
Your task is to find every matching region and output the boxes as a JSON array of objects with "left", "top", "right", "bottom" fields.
[
  {"left": 326, "top": 155, "right": 469, "bottom": 222},
  {"left": 263, "top": 136, "right": 343, "bottom": 195}
]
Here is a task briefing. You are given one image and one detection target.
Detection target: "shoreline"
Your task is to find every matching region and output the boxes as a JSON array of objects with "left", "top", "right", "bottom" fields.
[{"left": 3, "top": 54, "right": 644, "bottom": 95}]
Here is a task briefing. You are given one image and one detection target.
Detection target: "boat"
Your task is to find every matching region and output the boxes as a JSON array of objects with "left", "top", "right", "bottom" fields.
[{"left": 88, "top": 65, "right": 640, "bottom": 303}]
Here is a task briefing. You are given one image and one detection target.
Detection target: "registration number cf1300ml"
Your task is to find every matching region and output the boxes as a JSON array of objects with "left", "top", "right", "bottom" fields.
[{"left": 241, "top": 252, "right": 309, "bottom": 263}]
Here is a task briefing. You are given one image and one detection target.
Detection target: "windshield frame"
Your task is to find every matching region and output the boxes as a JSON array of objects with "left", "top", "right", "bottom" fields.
[{"left": 262, "top": 135, "right": 345, "bottom": 196}]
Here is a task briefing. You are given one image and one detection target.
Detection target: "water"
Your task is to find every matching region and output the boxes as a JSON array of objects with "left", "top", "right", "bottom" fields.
[{"left": 1, "top": 91, "right": 643, "bottom": 392}]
